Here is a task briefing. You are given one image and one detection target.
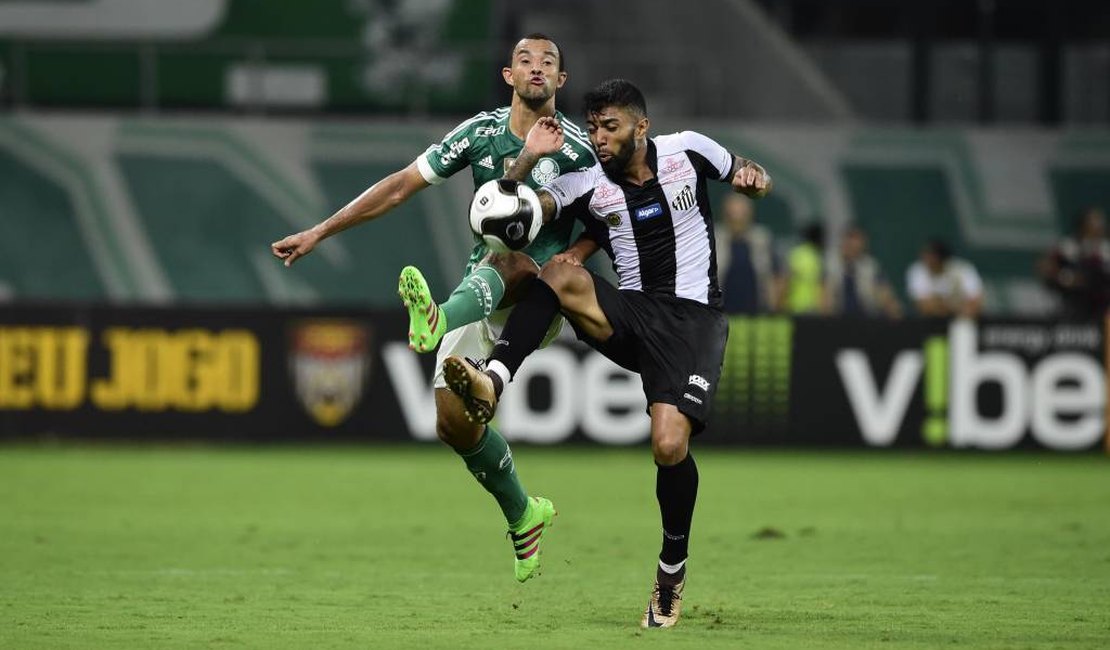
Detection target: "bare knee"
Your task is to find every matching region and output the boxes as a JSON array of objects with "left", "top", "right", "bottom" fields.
[
  {"left": 650, "top": 404, "right": 692, "bottom": 465},
  {"left": 538, "top": 259, "right": 585, "bottom": 296},
  {"left": 485, "top": 251, "right": 538, "bottom": 306},
  {"left": 652, "top": 432, "right": 688, "bottom": 465}
]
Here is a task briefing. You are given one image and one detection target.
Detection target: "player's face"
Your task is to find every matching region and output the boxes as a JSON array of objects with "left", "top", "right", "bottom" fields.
[
  {"left": 586, "top": 106, "right": 645, "bottom": 175},
  {"left": 503, "top": 39, "right": 566, "bottom": 104},
  {"left": 842, "top": 230, "right": 866, "bottom": 259},
  {"left": 1080, "top": 209, "right": 1105, "bottom": 239},
  {"left": 921, "top": 249, "right": 943, "bottom": 274}
]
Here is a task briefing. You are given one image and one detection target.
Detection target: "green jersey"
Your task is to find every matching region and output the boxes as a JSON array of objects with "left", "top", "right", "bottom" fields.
[{"left": 415, "top": 106, "right": 598, "bottom": 274}]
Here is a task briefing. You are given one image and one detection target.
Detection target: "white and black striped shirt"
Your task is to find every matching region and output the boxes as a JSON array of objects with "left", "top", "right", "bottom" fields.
[{"left": 543, "top": 131, "right": 735, "bottom": 308}]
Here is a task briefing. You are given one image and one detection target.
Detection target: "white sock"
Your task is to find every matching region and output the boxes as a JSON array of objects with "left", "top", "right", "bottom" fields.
[
  {"left": 487, "top": 359, "right": 512, "bottom": 387},
  {"left": 658, "top": 558, "right": 686, "bottom": 574}
]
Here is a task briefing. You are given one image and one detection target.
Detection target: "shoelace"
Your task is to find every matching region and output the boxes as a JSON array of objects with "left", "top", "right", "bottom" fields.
[{"left": 654, "top": 582, "right": 679, "bottom": 616}]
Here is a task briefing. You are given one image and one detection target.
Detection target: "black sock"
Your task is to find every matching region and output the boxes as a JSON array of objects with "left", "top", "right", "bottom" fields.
[
  {"left": 657, "top": 452, "right": 699, "bottom": 567},
  {"left": 489, "top": 278, "right": 561, "bottom": 379}
]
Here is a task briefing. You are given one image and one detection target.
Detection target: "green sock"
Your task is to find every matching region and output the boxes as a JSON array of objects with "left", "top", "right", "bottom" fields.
[
  {"left": 440, "top": 266, "right": 506, "bottom": 331},
  {"left": 458, "top": 425, "right": 529, "bottom": 528}
]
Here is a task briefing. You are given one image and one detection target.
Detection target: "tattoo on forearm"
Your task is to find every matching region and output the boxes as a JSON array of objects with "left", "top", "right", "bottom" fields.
[
  {"left": 538, "top": 191, "right": 557, "bottom": 223},
  {"left": 505, "top": 150, "right": 541, "bottom": 183}
]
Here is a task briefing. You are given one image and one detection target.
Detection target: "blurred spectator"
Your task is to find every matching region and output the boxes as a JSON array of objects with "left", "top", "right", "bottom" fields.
[
  {"left": 783, "top": 223, "right": 825, "bottom": 314},
  {"left": 906, "top": 239, "right": 983, "bottom": 317},
  {"left": 823, "top": 223, "right": 902, "bottom": 318},
  {"left": 1038, "top": 206, "right": 1110, "bottom": 318},
  {"left": 715, "top": 194, "right": 781, "bottom": 314}
]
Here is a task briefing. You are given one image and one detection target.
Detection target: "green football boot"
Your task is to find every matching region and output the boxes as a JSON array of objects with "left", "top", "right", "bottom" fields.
[
  {"left": 509, "top": 496, "right": 557, "bottom": 583},
  {"left": 398, "top": 265, "right": 446, "bottom": 353}
]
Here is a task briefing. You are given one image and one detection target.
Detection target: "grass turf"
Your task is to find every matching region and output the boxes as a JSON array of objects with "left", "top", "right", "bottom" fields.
[{"left": 1, "top": 446, "right": 1108, "bottom": 649}]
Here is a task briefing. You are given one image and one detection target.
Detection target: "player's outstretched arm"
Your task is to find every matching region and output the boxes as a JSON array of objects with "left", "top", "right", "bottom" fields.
[
  {"left": 271, "top": 163, "right": 430, "bottom": 267},
  {"left": 731, "top": 155, "right": 772, "bottom": 199}
]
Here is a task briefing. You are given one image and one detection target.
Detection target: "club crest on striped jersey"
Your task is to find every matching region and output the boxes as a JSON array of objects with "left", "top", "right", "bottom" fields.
[
  {"left": 603, "top": 212, "right": 622, "bottom": 227},
  {"left": 671, "top": 185, "right": 696, "bottom": 211}
]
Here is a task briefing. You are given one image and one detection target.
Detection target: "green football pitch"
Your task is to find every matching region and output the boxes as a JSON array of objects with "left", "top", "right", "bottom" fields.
[{"left": 1, "top": 446, "right": 1108, "bottom": 649}]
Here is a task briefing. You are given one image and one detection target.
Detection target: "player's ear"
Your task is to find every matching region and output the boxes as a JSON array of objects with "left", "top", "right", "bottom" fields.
[
  {"left": 501, "top": 67, "right": 514, "bottom": 86},
  {"left": 555, "top": 70, "right": 568, "bottom": 89},
  {"left": 635, "top": 116, "right": 650, "bottom": 140}
]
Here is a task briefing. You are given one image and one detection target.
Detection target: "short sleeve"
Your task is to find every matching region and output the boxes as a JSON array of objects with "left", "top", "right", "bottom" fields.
[
  {"left": 678, "top": 131, "right": 734, "bottom": 181},
  {"left": 415, "top": 116, "right": 482, "bottom": 185},
  {"left": 542, "top": 166, "right": 600, "bottom": 219},
  {"left": 957, "top": 262, "right": 984, "bottom": 299},
  {"left": 907, "top": 263, "right": 931, "bottom": 300}
]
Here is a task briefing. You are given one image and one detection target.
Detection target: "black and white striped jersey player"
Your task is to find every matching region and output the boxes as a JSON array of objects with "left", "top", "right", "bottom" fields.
[{"left": 443, "top": 78, "right": 771, "bottom": 630}]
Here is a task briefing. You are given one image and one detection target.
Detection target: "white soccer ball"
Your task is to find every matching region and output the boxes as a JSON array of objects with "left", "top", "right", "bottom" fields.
[{"left": 468, "top": 179, "right": 543, "bottom": 253}]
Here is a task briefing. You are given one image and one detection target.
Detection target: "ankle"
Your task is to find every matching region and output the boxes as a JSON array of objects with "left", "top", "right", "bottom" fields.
[
  {"left": 657, "top": 559, "right": 686, "bottom": 585},
  {"left": 486, "top": 371, "right": 503, "bottom": 398}
]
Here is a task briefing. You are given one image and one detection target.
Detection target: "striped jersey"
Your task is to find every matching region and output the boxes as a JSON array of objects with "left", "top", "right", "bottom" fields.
[
  {"left": 543, "top": 131, "right": 736, "bottom": 308},
  {"left": 415, "top": 107, "right": 597, "bottom": 274}
]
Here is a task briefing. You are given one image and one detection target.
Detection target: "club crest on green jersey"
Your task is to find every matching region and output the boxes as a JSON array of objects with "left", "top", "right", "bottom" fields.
[{"left": 531, "top": 158, "right": 560, "bottom": 185}]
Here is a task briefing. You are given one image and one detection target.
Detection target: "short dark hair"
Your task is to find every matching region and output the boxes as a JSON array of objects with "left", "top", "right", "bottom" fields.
[
  {"left": 509, "top": 33, "right": 566, "bottom": 73},
  {"left": 802, "top": 223, "right": 825, "bottom": 247},
  {"left": 924, "top": 238, "right": 952, "bottom": 261},
  {"left": 583, "top": 79, "right": 647, "bottom": 119}
]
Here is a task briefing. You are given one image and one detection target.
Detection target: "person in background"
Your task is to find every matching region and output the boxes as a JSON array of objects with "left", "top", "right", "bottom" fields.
[
  {"left": 783, "top": 222, "right": 825, "bottom": 314},
  {"left": 906, "top": 238, "right": 983, "bottom": 317},
  {"left": 715, "top": 194, "right": 781, "bottom": 314},
  {"left": 1039, "top": 206, "right": 1110, "bottom": 318},
  {"left": 823, "top": 223, "right": 901, "bottom": 318}
]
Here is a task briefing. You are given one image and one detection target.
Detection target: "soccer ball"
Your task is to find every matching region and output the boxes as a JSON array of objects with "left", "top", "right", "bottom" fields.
[{"left": 468, "top": 179, "right": 543, "bottom": 253}]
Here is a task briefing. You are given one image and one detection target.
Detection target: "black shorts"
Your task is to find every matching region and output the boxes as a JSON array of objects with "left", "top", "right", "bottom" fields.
[{"left": 569, "top": 272, "right": 729, "bottom": 434}]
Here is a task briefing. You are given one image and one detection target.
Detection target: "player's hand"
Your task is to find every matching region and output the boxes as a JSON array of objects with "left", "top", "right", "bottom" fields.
[
  {"left": 550, "top": 251, "right": 583, "bottom": 267},
  {"left": 732, "top": 162, "right": 770, "bottom": 198},
  {"left": 271, "top": 230, "right": 320, "bottom": 267},
  {"left": 524, "top": 116, "right": 564, "bottom": 157}
]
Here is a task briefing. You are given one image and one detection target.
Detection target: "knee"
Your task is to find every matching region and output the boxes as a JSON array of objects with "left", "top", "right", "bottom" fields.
[
  {"left": 538, "top": 259, "right": 580, "bottom": 294},
  {"left": 652, "top": 431, "right": 688, "bottom": 465},
  {"left": 650, "top": 405, "right": 692, "bottom": 465},
  {"left": 486, "top": 251, "right": 537, "bottom": 285},
  {"left": 435, "top": 398, "right": 482, "bottom": 451}
]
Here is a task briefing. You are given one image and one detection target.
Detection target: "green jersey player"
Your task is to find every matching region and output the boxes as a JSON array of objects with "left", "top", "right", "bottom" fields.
[{"left": 271, "top": 33, "right": 594, "bottom": 583}]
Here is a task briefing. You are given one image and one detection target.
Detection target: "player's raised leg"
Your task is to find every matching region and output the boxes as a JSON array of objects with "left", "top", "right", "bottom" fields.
[
  {"left": 642, "top": 403, "right": 696, "bottom": 628},
  {"left": 399, "top": 266, "right": 447, "bottom": 353},
  {"left": 445, "top": 258, "right": 610, "bottom": 423},
  {"left": 434, "top": 325, "right": 555, "bottom": 582},
  {"left": 399, "top": 252, "right": 540, "bottom": 353}
]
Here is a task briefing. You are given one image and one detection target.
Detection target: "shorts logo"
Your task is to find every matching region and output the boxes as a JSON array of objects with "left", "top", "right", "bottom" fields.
[
  {"left": 531, "top": 157, "right": 561, "bottom": 185},
  {"left": 634, "top": 203, "right": 664, "bottom": 221},
  {"left": 688, "top": 374, "right": 711, "bottom": 391}
]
